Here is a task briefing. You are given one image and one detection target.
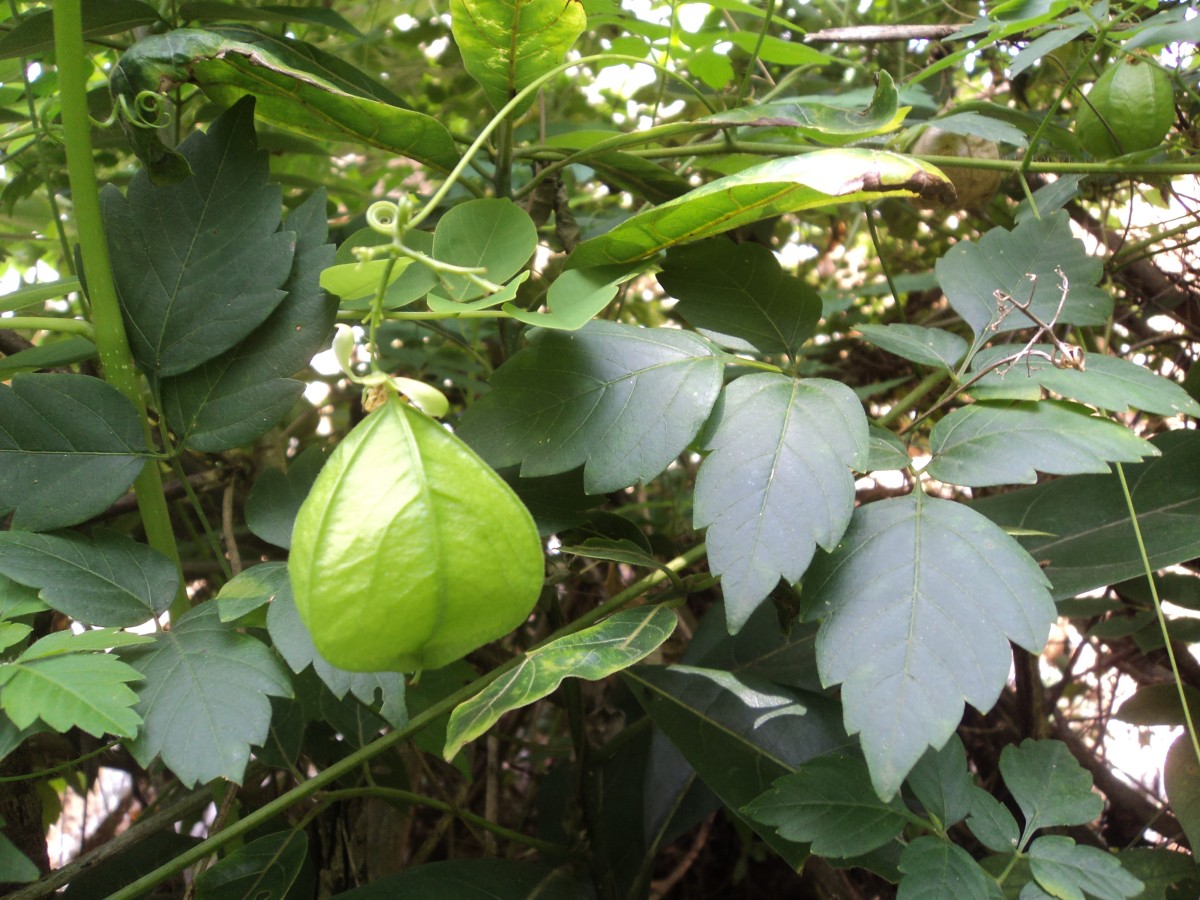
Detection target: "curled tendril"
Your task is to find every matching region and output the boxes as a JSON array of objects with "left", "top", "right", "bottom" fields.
[
  {"left": 115, "top": 91, "right": 173, "bottom": 130},
  {"left": 366, "top": 194, "right": 414, "bottom": 237}
]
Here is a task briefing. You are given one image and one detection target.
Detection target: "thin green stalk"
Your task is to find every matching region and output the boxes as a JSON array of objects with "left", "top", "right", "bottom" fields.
[
  {"left": 0, "top": 277, "right": 82, "bottom": 314},
  {"left": 865, "top": 207, "right": 903, "bottom": 321},
  {"left": 0, "top": 316, "right": 93, "bottom": 338},
  {"left": 874, "top": 369, "right": 947, "bottom": 429},
  {"left": 1115, "top": 463, "right": 1200, "bottom": 766},
  {"left": 54, "top": 1, "right": 185, "bottom": 607},
  {"left": 733, "top": 0, "right": 776, "bottom": 105},
  {"left": 105, "top": 544, "right": 706, "bottom": 899}
]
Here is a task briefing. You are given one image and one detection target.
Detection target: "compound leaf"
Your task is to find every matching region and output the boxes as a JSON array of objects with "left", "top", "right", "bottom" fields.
[
  {"left": 0, "top": 652, "right": 142, "bottom": 738},
  {"left": 897, "top": 837, "right": 997, "bottom": 900},
  {"left": 0, "top": 529, "right": 177, "bottom": 627},
  {"left": 458, "top": 321, "right": 724, "bottom": 492},
  {"left": 1028, "top": 836, "right": 1143, "bottom": 900},
  {"left": 999, "top": 739, "right": 1103, "bottom": 835},
  {"left": 0, "top": 374, "right": 147, "bottom": 532},
  {"left": 928, "top": 401, "right": 1158, "bottom": 488},
  {"left": 695, "top": 374, "right": 867, "bottom": 632},
  {"left": 801, "top": 494, "right": 1055, "bottom": 798},
  {"left": 122, "top": 603, "right": 293, "bottom": 786}
]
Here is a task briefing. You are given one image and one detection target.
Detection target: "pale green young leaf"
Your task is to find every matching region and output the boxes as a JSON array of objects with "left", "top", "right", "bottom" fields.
[
  {"left": 503, "top": 263, "right": 644, "bottom": 331},
  {"left": 743, "top": 754, "right": 909, "bottom": 857},
  {"left": 430, "top": 199, "right": 538, "bottom": 301},
  {"left": 1165, "top": 733, "right": 1200, "bottom": 852},
  {"left": 897, "top": 836, "right": 998, "bottom": 900},
  {"left": 458, "top": 321, "right": 724, "bottom": 492},
  {"left": 1028, "top": 836, "right": 1143, "bottom": 900},
  {"left": 657, "top": 240, "right": 821, "bottom": 358},
  {"left": 0, "top": 653, "right": 143, "bottom": 738},
  {"left": 0, "top": 529, "right": 178, "bottom": 627},
  {"left": 121, "top": 603, "right": 293, "bottom": 786},
  {"left": 320, "top": 258, "right": 410, "bottom": 300},
  {"left": 856, "top": 324, "right": 968, "bottom": 371},
  {"left": 906, "top": 735, "right": 974, "bottom": 827},
  {"left": 427, "top": 272, "right": 529, "bottom": 312},
  {"left": 336, "top": 229, "right": 439, "bottom": 311},
  {"left": 999, "top": 739, "right": 1103, "bottom": 836},
  {"left": 928, "top": 401, "right": 1158, "bottom": 487},
  {"left": 801, "top": 495, "right": 1055, "bottom": 798},
  {"left": 18, "top": 629, "right": 152, "bottom": 661},
  {"left": 194, "top": 831, "right": 308, "bottom": 900},
  {"left": 0, "top": 374, "right": 147, "bottom": 532},
  {"left": 567, "top": 150, "right": 954, "bottom": 268},
  {"left": 695, "top": 374, "right": 868, "bottom": 632},
  {"left": 450, "top": 0, "right": 586, "bottom": 115},
  {"left": 444, "top": 605, "right": 677, "bottom": 759}
]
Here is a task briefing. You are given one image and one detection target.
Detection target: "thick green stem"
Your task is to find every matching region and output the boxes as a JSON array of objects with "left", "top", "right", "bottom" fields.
[{"left": 53, "top": 0, "right": 185, "bottom": 610}]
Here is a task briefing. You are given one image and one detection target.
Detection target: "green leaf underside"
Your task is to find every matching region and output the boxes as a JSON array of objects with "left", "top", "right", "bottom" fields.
[
  {"left": 628, "top": 663, "right": 849, "bottom": 869},
  {"left": 450, "top": 0, "right": 587, "bottom": 115},
  {"left": 999, "top": 739, "right": 1103, "bottom": 836},
  {"left": 657, "top": 240, "right": 821, "bottom": 357},
  {"left": 0, "top": 374, "right": 147, "bottom": 532},
  {"left": 458, "top": 321, "right": 724, "bottom": 493},
  {"left": 121, "top": 603, "right": 293, "bottom": 786},
  {"left": 567, "top": 149, "right": 955, "bottom": 268},
  {"left": 0, "top": 653, "right": 143, "bottom": 738},
  {"left": 936, "top": 211, "right": 1111, "bottom": 338},
  {"left": 110, "top": 28, "right": 460, "bottom": 178},
  {"left": 743, "top": 754, "right": 908, "bottom": 857},
  {"left": 444, "top": 605, "right": 677, "bottom": 759},
  {"left": 927, "top": 400, "right": 1158, "bottom": 487},
  {"left": 159, "top": 189, "right": 336, "bottom": 451},
  {"left": 0, "top": 529, "right": 177, "bottom": 627},
  {"left": 801, "top": 494, "right": 1055, "bottom": 798},
  {"left": 967, "top": 345, "right": 1200, "bottom": 417},
  {"left": 696, "top": 71, "right": 907, "bottom": 145},
  {"left": 971, "top": 430, "right": 1200, "bottom": 599},
  {"left": 103, "top": 98, "right": 295, "bottom": 378},
  {"left": 430, "top": 199, "right": 538, "bottom": 301},
  {"left": 856, "top": 324, "right": 968, "bottom": 371},
  {"left": 896, "top": 837, "right": 996, "bottom": 900},
  {"left": 289, "top": 397, "right": 544, "bottom": 673},
  {"left": 695, "top": 374, "right": 868, "bottom": 633},
  {"left": 1028, "top": 835, "right": 1144, "bottom": 900},
  {"left": 194, "top": 830, "right": 308, "bottom": 900}
]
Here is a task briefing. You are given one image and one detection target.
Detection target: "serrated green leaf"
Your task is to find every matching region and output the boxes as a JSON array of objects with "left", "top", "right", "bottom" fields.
[
  {"left": 695, "top": 71, "right": 907, "bottom": 145},
  {"left": 801, "top": 494, "right": 1055, "bottom": 798},
  {"left": 856, "top": 324, "right": 968, "bottom": 371},
  {"left": 159, "top": 189, "right": 336, "bottom": 451},
  {"left": 695, "top": 374, "right": 867, "bottom": 632},
  {"left": 743, "top": 754, "right": 909, "bottom": 857},
  {"left": 936, "top": 211, "right": 1111, "bottom": 338},
  {"left": 567, "top": 150, "right": 954, "bottom": 268},
  {"left": 19, "top": 629, "right": 152, "bottom": 661},
  {"left": 0, "top": 653, "right": 142, "bottom": 738},
  {"left": 444, "top": 605, "right": 676, "bottom": 759},
  {"left": 657, "top": 240, "right": 821, "bottom": 358},
  {"left": 906, "top": 735, "right": 974, "bottom": 827},
  {"left": 1165, "top": 733, "right": 1200, "bottom": 852},
  {"left": 1028, "top": 836, "right": 1143, "bottom": 900},
  {"left": 0, "top": 374, "right": 147, "bottom": 531},
  {"left": 928, "top": 401, "right": 1158, "bottom": 487},
  {"left": 122, "top": 603, "right": 293, "bottom": 786},
  {"left": 429, "top": 199, "right": 537, "bottom": 301},
  {"left": 971, "top": 431, "right": 1200, "bottom": 599},
  {"left": 503, "top": 262, "right": 644, "bottom": 331},
  {"left": 0, "top": 529, "right": 178, "bottom": 627},
  {"left": 967, "top": 346, "right": 1200, "bottom": 417},
  {"left": 244, "top": 447, "right": 326, "bottom": 550},
  {"left": 458, "top": 321, "right": 724, "bottom": 492},
  {"left": 194, "top": 830, "right": 308, "bottom": 900},
  {"left": 999, "top": 739, "right": 1103, "bottom": 836},
  {"left": 967, "top": 786, "right": 1021, "bottom": 853},
  {"left": 897, "top": 836, "right": 997, "bottom": 900},
  {"left": 450, "top": 0, "right": 586, "bottom": 115},
  {"left": 103, "top": 98, "right": 294, "bottom": 377}
]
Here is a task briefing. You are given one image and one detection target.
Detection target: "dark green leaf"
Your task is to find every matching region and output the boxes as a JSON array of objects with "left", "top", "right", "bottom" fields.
[
  {"left": 244, "top": 446, "right": 326, "bottom": 549},
  {"left": 458, "top": 321, "right": 724, "bottom": 492},
  {"left": 801, "top": 494, "right": 1055, "bottom": 798},
  {"left": 0, "top": 574, "right": 45, "bottom": 619},
  {"left": 159, "top": 189, "right": 336, "bottom": 451},
  {"left": 743, "top": 754, "right": 909, "bottom": 857},
  {"left": 1113, "top": 848, "right": 1200, "bottom": 900},
  {"left": 216, "top": 562, "right": 288, "bottom": 623},
  {"left": 0, "top": 1, "right": 162, "bottom": 60},
  {"left": 0, "top": 829, "right": 38, "bottom": 884},
  {"left": 967, "top": 787, "right": 1021, "bottom": 853},
  {"left": 0, "top": 652, "right": 143, "bottom": 738},
  {"left": 897, "top": 836, "right": 998, "bottom": 900},
  {"left": 1028, "top": 835, "right": 1143, "bottom": 900},
  {"left": 1116, "top": 683, "right": 1200, "bottom": 728},
  {"left": 906, "top": 735, "right": 974, "bottom": 827},
  {"left": 867, "top": 425, "right": 913, "bottom": 472},
  {"left": 936, "top": 211, "right": 1111, "bottom": 338},
  {"left": 1165, "top": 733, "right": 1200, "bottom": 852},
  {"left": 0, "top": 374, "right": 147, "bottom": 531},
  {"left": 430, "top": 199, "right": 538, "bottom": 301},
  {"left": 445, "top": 605, "right": 676, "bottom": 758},
  {"left": 0, "top": 529, "right": 177, "bottom": 626},
  {"left": 0, "top": 336, "right": 96, "bottom": 377},
  {"left": 450, "top": 0, "right": 587, "bottom": 114},
  {"left": 543, "top": 131, "right": 691, "bottom": 204},
  {"left": 927, "top": 401, "right": 1158, "bottom": 487},
  {"left": 695, "top": 374, "right": 867, "bottom": 631},
  {"left": 331, "top": 859, "right": 592, "bottom": 899},
  {"left": 971, "top": 431, "right": 1200, "bottom": 600},
  {"left": 103, "top": 98, "right": 295, "bottom": 377},
  {"left": 181, "top": 2, "right": 363, "bottom": 36},
  {"left": 657, "top": 240, "right": 821, "bottom": 357},
  {"left": 856, "top": 324, "right": 968, "bottom": 371},
  {"left": 194, "top": 830, "right": 308, "bottom": 900},
  {"left": 999, "top": 739, "right": 1103, "bottom": 835},
  {"left": 122, "top": 603, "right": 293, "bottom": 786},
  {"left": 567, "top": 150, "right": 954, "bottom": 267}
]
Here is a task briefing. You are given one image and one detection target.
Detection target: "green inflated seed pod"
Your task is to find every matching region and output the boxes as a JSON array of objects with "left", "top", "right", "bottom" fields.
[
  {"left": 1075, "top": 57, "right": 1174, "bottom": 159},
  {"left": 289, "top": 395, "right": 544, "bottom": 673}
]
